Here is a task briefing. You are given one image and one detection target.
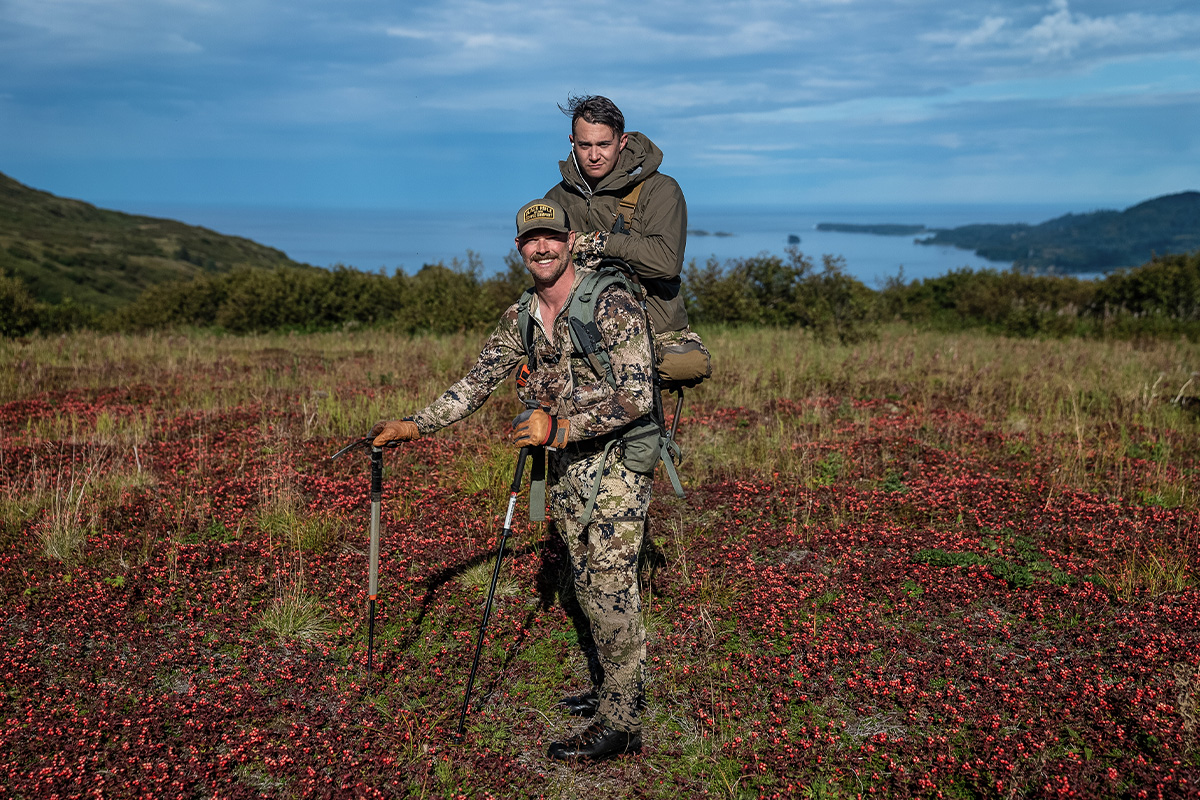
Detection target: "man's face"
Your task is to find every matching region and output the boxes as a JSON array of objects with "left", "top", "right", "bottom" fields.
[
  {"left": 570, "top": 120, "right": 628, "bottom": 185},
  {"left": 515, "top": 229, "right": 576, "bottom": 286}
]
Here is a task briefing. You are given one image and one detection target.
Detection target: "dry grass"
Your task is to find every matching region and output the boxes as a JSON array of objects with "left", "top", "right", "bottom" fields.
[
  {"left": 1177, "top": 663, "right": 1200, "bottom": 753},
  {"left": 457, "top": 558, "right": 520, "bottom": 599},
  {"left": 681, "top": 325, "right": 1200, "bottom": 504},
  {"left": 258, "top": 592, "right": 335, "bottom": 643},
  {"left": 258, "top": 577, "right": 336, "bottom": 643},
  {"left": 4, "top": 324, "right": 1198, "bottom": 512},
  {"left": 1099, "top": 546, "right": 1196, "bottom": 602},
  {"left": 257, "top": 485, "right": 341, "bottom": 554}
]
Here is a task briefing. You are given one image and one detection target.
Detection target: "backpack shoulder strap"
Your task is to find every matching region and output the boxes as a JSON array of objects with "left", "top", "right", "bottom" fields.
[
  {"left": 516, "top": 287, "right": 538, "bottom": 368},
  {"left": 618, "top": 182, "right": 644, "bottom": 224},
  {"left": 566, "top": 265, "right": 639, "bottom": 390}
]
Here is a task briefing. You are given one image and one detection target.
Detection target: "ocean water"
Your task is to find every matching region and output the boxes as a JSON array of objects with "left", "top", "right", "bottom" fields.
[{"left": 132, "top": 202, "right": 1090, "bottom": 287}]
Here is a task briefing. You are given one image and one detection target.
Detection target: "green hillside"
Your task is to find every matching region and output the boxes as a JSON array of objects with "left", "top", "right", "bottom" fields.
[
  {"left": 0, "top": 171, "right": 312, "bottom": 311},
  {"left": 919, "top": 191, "right": 1200, "bottom": 273}
]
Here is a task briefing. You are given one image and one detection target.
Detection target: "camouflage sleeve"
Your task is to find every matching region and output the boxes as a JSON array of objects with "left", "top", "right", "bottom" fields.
[
  {"left": 408, "top": 304, "right": 525, "bottom": 434},
  {"left": 566, "top": 287, "right": 656, "bottom": 441}
]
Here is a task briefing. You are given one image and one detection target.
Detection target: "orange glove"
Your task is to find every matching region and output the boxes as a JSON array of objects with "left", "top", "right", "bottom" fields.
[
  {"left": 370, "top": 420, "right": 420, "bottom": 447},
  {"left": 511, "top": 408, "right": 569, "bottom": 448}
]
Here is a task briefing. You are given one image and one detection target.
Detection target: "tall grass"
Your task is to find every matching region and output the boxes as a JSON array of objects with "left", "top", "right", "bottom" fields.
[
  {"left": 3, "top": 324, "right": 1198, "bottom": 509},
  {"left": 258, "top": 578, "right": 336, "bottom": 643},
  {"left": 683, "top": 325, "right": 1200, "bottom": 504}
]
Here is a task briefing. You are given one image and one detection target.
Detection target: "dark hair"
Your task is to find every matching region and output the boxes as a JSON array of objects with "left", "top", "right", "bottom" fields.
[{"left": 559, "top": 94, "right": 625, "bottom": 137}]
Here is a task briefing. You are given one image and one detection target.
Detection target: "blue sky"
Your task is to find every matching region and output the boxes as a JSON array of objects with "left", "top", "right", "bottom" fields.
[{"left": 2, "top": 0, "right": 1198, "bottom": 213}]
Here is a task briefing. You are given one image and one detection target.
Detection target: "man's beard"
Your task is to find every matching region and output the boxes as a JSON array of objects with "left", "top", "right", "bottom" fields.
[{"left": 526, "top": 252, "right": 569, "bottom": 284}]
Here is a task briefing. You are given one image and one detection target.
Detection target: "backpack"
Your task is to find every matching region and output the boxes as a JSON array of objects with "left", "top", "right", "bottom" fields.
[
  {"left": 516, "top": 259, "right": 685, "bottom": 525},
  {"left": 611, "top": 183, "right": 712, "bottom": 389}
]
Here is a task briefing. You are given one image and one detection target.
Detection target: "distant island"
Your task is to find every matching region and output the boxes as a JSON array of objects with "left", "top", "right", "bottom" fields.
[
  {"left": 688, "top": 229, "right": 735, "bottom": 237},
  {"left": 816, "top": 223, "right": 928, "bottom": 236},
  {"left": 821, "top": 192, "right": 1200, "bottom": 274}
]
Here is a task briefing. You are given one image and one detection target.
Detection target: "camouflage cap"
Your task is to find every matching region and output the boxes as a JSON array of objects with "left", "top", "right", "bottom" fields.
[{"left": 516, "top": 199, "right": 570, "bottom": 237}]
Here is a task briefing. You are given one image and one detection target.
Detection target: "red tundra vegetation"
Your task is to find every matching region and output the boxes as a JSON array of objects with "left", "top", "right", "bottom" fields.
[{"left": 0, "top": 328, "right": 1197, "bottom": 798}]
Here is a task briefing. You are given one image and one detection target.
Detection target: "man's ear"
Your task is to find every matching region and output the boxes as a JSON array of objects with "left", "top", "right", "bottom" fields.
[
  {"left": 567, "top": 231, "right": 577, "bottom": 251},
  {"left": 619, "top": 133, "right": 628, "bottom": 151}
]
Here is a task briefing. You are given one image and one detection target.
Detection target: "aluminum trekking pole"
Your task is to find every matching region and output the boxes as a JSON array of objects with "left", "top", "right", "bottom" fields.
[
  {"left": 366, "top": 444, "right": 383, "bottom": 679},
  {"left": 330, "top": 437, "right": 397, "bottom": 682},
  {"left": 454, "top": 446, "right": 530, "bottom": 739}
]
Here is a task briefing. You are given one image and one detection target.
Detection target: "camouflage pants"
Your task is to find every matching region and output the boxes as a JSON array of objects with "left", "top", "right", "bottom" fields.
[{"left": 549, "top": 444, "right": 652, "bottom": 733}]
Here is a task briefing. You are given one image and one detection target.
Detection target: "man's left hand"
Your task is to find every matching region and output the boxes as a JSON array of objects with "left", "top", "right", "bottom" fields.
[{"left": 510, "top": 408, "right": 569, "bottom": 448}]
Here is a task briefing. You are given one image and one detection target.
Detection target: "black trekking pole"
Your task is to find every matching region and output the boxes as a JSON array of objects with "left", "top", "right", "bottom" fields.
[
  {"left": 454, "top": 446, "right": 531, "bottom": 740},
  {"left": 667, "top": 387, "right": 685, "bottom": 443}
]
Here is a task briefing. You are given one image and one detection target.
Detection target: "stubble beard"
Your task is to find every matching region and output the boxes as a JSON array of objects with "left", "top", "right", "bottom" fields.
[{"left": 525, "top": 250, "right": 569, "bottom": 287}]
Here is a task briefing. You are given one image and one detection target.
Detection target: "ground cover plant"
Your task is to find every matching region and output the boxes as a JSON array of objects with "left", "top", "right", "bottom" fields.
[{"left": 1, "top": 326, "right": 1198, "bottom": 798}]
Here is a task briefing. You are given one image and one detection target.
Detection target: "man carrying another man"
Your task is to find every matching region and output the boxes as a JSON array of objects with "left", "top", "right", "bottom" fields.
[{"left": 370, "top": 198, "right": 654, "bottom": 762}]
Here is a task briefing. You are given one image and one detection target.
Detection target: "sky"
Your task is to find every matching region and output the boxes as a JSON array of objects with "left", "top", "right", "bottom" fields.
[{"left": 2, "top": 0, "right": 1199, "bottom": 214}]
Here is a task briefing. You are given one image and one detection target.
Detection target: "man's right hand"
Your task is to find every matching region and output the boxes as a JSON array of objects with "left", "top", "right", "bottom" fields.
[{"left": 370, "top": 420, "right": 420, "bottom": 447}]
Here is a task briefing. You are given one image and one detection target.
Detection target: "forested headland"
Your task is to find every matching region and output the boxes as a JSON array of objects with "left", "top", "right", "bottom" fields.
[{"left": 915, "top": 191, "right": 1200, "bottom": 273}]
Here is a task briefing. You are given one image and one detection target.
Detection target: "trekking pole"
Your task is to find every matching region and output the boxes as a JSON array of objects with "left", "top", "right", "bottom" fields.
[
  {"left": 366, "top": 445, "right": 383, "bottom": 679},
  {"left": 454, "top": 446, "right": 531, "bottom": 740},
  {"left": 330, "top": 436, "right": 398, "bottom": 683},
  {"left": 667, "top": 387, "right": 685, "bottom": 442}
]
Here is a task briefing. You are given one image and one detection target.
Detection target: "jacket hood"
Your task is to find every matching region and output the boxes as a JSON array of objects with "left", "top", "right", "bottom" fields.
[{"left": 559, "top": 131, "right": 663, "bottom": 195}]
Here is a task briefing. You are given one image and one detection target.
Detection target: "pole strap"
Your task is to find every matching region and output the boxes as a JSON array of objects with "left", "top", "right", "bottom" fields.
[{"left": 529, "top": 448, "right": 547, "bottom": 522}]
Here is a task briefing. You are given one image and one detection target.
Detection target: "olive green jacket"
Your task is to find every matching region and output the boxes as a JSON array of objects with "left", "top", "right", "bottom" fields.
[{"left": 546, "top": 132, "right": 689, "bottom": 333}]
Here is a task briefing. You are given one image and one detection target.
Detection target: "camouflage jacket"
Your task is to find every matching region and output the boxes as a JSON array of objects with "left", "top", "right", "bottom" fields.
[{"left": 409, "top": 268, "right": 655, "bottom": 441}]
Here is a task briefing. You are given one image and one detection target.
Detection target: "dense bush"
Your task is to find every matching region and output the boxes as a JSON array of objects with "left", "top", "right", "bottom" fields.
[
  {"left": 1091, "top": 251, "right": 1200, "bottom": 324},
  {"left": 107, "top": 257, "right": 531, "bottom": 335},
  {"left": 684, "top": 248, "right": 878, "bottom": 342},
  {"left": 0, "top": 273, "right": 40, "bottom": 337},
  {"left": 5, "top": 247, "right": 1200, "bottom": 341},
  {"left": 0, "top": 272, "right": 97, "bottom": 336},
  {"left": 878, "top": 267, "right": 1096, "bottom": 337}
]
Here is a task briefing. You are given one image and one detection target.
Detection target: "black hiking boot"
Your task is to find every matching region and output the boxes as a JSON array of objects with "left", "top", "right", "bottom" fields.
[
  {"left": 546, "top": 721, "right": 642, "bottom": 762},
  {"left": 558, "top": 690, "right": 599, "bottom": 717}
]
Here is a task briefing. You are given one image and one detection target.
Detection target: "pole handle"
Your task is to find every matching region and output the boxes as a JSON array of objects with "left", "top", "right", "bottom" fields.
[{"left": 510, "top": 446, "right": 530, "bottom": 493}]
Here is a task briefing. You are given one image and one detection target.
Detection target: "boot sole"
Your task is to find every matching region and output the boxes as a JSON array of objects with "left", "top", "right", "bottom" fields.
[{"left": 546, "top": 741, "right": 642, "bottom": 762}]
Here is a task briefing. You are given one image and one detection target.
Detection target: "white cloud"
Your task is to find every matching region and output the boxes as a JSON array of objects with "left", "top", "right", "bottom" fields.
[
  {"left": 5, "top": 0, "right": 1200, "bottom": 207},
  {"left": 921, "top": 0, "right": 1200, "bottom": 71},
  {"left": 384, "top": 27, "right": 432, "bottom": 41},
  {"left": 956, "top": 16, "right": 1007, "bottom": 49},
  {"left": 1024, "top": 0, "right": 1128, "bottom": 58},
  {"left": 2, "top": 0, "right": 215, "bottom": 62},
  {"left": 162, "top": 32, "right": 203, "bottom": 54}
]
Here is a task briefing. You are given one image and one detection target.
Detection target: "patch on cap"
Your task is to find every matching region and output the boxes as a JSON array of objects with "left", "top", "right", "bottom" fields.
[
  {"left": 515, "top": 198, "right": 570, "bottom": 235},
  {"left": 523, "top": 203, "right": 558, "bottom": 224}
]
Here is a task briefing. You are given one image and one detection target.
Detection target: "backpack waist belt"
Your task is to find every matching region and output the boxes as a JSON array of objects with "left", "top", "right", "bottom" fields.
[{"left": 528, "top": 417, "right": 672, "bottom": 527}]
